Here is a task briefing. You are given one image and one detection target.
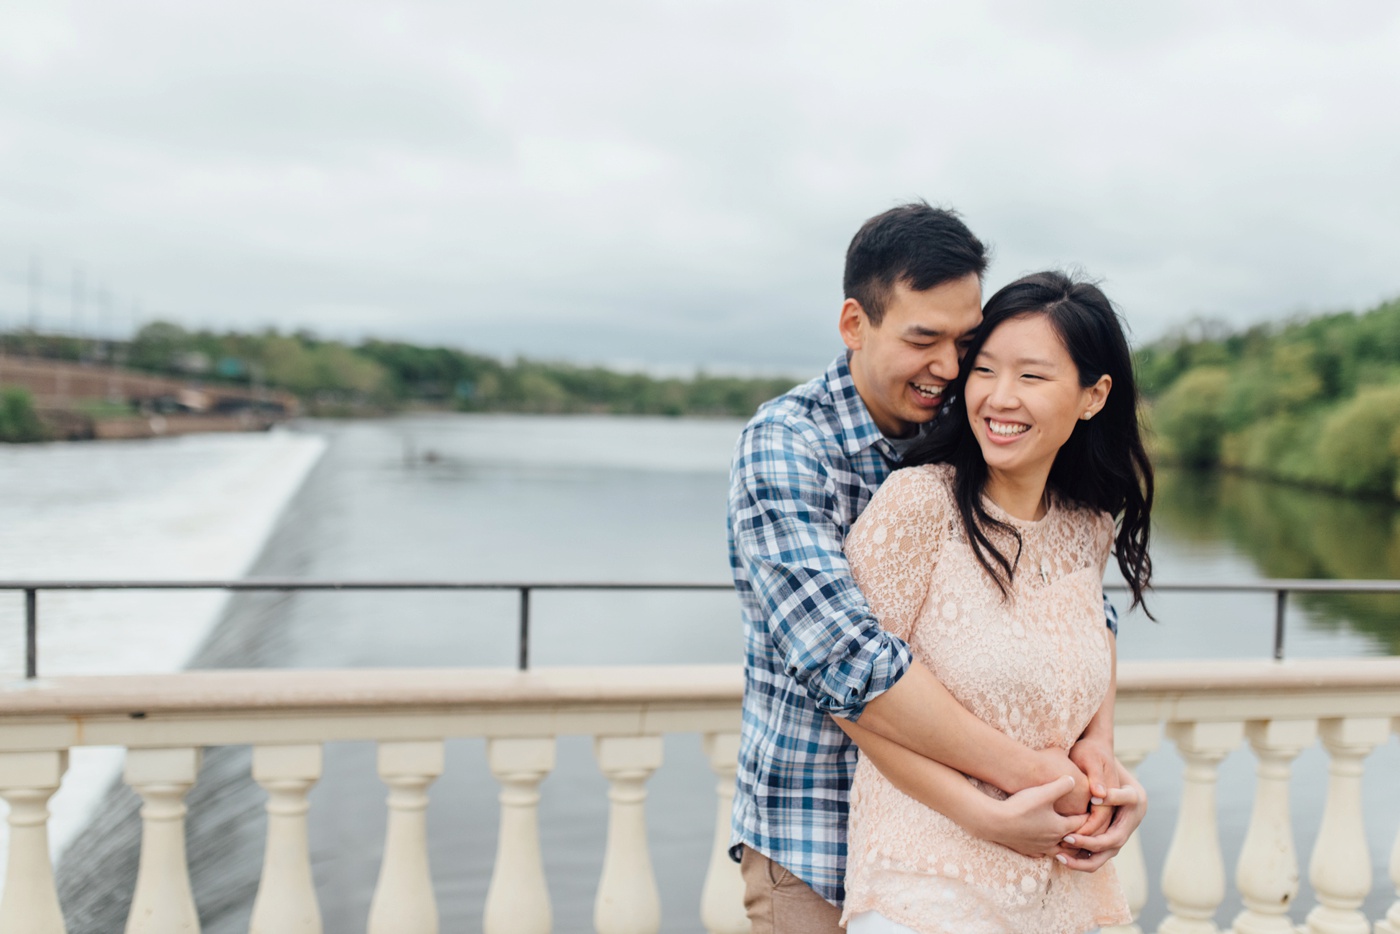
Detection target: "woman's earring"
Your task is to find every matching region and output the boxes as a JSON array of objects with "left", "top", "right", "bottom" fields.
[{"left": 1081, "top": 412, "right": 1093, "bottom": 420}]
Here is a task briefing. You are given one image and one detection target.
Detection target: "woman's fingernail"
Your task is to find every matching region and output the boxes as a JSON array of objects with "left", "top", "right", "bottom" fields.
[
  {"left": 1091, "top": 797, "right": 1105, "bottom": 806},
  {"left": 1055, "top": 854, "right": 1068, "bottom": 864},
  {"left": 1063, "top": 835, "right": 1076, "bottom": 845}
]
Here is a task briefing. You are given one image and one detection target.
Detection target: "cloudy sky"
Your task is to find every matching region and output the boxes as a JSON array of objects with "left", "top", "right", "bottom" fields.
[{"left": 2, "top": 0, "right": 1398, "bottom": 373}]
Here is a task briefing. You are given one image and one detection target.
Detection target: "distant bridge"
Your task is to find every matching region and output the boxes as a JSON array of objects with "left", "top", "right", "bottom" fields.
[{"left": 0, "top": 354, "right": 298, "bottom": 415}]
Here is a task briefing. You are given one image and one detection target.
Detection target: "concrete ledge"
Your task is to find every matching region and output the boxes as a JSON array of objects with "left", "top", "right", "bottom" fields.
[
  {"left": 1, "top": 658, "right": 1398, "bottom": 720},
  {"left": 0, "top": 665, "right": 747, "bottom": 717}
]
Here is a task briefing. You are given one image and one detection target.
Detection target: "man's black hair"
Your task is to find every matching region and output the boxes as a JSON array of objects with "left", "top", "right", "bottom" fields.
[{"left": 843, "top": 202, "right": 989, "bottom": 325}]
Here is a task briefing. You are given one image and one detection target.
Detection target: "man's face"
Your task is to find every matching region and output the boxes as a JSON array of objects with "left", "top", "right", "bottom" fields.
[{"left": 841, "top": 273, "right": 983, "bottom": 438}]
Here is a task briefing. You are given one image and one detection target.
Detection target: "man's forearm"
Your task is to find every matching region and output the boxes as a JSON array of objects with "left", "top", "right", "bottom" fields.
[
  {"left": 855, "top": 661, "right": 1083, "bottom": 795},
  {"left": 832, "top": 715, "right": 998, "bottom": 835}
]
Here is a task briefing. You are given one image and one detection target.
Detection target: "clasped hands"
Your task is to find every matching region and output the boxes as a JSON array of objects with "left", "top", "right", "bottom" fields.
[{"left": 981, "top": 736, "right": 1145, "bottom": 871}]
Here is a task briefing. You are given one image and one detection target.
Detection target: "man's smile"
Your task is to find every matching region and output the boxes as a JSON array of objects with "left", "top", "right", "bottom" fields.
[{"left": 911, "top": 381, "right": 945, "bottom": 406}]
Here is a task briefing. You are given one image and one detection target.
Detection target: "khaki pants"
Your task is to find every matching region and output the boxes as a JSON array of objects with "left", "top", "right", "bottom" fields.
[{"left": 739, "top": 846, "right": 844, "bottom": 934}]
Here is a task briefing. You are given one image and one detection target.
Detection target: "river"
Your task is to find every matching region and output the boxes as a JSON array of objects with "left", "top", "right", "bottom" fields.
[{"left": 2, "top": 413, "right": 1395, "bottom": 931}]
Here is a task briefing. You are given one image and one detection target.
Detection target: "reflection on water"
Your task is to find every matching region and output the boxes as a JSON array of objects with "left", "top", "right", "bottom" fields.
[{"left": 1153, "top": 468, "right": 1400, "bottom": 654}]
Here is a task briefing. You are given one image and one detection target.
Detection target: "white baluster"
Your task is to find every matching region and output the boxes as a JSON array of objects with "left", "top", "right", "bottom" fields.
[
  {"left": 594, "top": 735, "right": 663, "bottom": 934},
  {"left": 699, "top": 732, "right": 748, "bottom": 934},
  {"left": 1305, "top": 717, "right": 1391, "bottom": 934},
  {"left": 1157, "top": 720, "right": 1242, "bottom": 934},
  {"left": 367, "top": 740, "right": 444, "bottom": 934},
  {"left": 250, "top": 744, "right": 323, "bottom": 934},
  {"left": 1102, "top": 723, "right": 1161, "bottom": 934},
  {"left": 125, "top": 746, "right": 203, "bottom": 934},
  {"left": 483, "top": 737, "right": 555, "bottom": 934},
  {"left": 1377, "top": 741, "right": 1400, "bottom": 934},
  {"left": 0, "top": 750, "right": 68, "bottom": 934},
  {"left": 1232, "top": 719, "right": 1316, "bottom": 934}
]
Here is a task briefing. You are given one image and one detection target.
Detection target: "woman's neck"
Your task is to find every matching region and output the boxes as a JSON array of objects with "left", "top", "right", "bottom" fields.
[{"left": 983, "top": 468, "right": 1051, "bottom": 521}]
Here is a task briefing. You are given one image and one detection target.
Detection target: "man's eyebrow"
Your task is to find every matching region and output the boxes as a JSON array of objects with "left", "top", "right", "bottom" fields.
[{"left": 902, "top": 325, "right": 949, "bottom": 338}]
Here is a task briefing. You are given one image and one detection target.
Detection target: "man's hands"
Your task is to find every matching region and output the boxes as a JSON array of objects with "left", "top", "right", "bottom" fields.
[
  {"left": 1053, "top": 760, "right": 1147, "bottom": 872},
  {"left": 992, "top": 756, "right": 1147, "bottom": 871},
  {"left": 974, "top": 775, "right": 1087, "bottom": 858},
  {"left": 1028, "top": 747, "right": 1092, "bottom": 816}
]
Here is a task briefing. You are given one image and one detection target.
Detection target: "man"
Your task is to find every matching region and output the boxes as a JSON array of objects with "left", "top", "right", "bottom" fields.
[{"left": 727, "top": 202, "right": 1145, "bottom": 932}]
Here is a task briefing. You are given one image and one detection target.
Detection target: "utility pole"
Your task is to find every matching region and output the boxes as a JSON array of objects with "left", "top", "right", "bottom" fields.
[
  {"left": 71, "top": 265, "right": 85, "bottom": 337},
  {"left": 101, "top": 287, "right": 117, "bottom": 398},
  {"left": 95, "top": 284, "right": 110, "bottom": 368},
  {"left": 28, "top": 254, "right": 41, "bottom": 330}
]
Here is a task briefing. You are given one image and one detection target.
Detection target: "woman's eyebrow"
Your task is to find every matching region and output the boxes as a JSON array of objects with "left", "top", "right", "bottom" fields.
[{"left": 976, "top": 349, "right": 1059, "bottom": 368}]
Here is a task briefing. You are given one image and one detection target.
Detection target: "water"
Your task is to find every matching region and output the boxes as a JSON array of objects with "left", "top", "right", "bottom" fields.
[
  {"left": 0, "top": 413, "right": 1395, "bottom": 931},
  {"left": 0, "top": 430, "right": 326, "bottom": 879}
]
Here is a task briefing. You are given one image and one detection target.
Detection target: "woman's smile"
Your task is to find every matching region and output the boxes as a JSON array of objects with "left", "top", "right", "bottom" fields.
[{"left": 984, "top": 418, "right": 1030, "bottom": 440}]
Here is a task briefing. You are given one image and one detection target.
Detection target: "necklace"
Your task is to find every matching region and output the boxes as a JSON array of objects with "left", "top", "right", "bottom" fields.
[{"left": 1013, "top": 511, "right": 1052, "bottom": 585}]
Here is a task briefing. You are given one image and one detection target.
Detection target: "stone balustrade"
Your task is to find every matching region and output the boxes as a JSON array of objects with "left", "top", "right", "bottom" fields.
[{"left": 0, "top": 658, "right": 1395, "bottom": 933}]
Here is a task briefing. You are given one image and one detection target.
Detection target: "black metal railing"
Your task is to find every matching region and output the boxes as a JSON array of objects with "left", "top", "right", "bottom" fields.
[{"left": 3, "top": 578, "right": 1399, "bottom": 679}]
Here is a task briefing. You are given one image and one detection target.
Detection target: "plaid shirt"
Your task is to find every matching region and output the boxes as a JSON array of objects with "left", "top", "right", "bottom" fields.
[
  {"left": 727, "top": 352, "right": 1118, "bottom": 906},
  {"left": 726, "top": 353, "right": 910, "bottom": 905}
]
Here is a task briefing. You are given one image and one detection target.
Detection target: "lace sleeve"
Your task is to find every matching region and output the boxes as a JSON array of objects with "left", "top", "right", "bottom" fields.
[{"left": 845, "top": 466, "right": 950, "bottom": 643}]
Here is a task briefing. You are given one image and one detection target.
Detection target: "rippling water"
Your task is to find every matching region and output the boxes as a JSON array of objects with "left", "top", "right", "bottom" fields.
[{"left": 6, "top": 413, "right": 1395, "bottom": 931}]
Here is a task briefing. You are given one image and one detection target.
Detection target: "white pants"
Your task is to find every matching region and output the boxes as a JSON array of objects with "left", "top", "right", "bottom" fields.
[
  {"left": 847, "top": 912, "right": 1101, "bottom": 934},
  {"left": 846, "top": 912, "right": 919, "bottom": 934}
]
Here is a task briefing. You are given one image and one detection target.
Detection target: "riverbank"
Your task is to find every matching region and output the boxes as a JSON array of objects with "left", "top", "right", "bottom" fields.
[
  {"left": 1141, "top": 296, "right": 1400, "bottom": 500},
  {"left": 0, "top": 355, "right": 297, "bottom": 442}
]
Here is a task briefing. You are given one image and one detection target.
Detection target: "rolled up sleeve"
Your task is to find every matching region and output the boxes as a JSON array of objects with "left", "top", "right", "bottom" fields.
[{"left": 731, "top": 421, "right": 912, "bottom": 720}]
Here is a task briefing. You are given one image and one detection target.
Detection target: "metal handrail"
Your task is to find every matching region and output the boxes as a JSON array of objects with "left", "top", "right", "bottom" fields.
[{"left": 3, "top": 578, "right": 1399, "bottom": 678}]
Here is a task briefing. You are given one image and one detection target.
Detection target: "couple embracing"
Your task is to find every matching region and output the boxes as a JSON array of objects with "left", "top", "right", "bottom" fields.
[{"left": 727, "top": 202, "right": 1154, "bottom": 934}]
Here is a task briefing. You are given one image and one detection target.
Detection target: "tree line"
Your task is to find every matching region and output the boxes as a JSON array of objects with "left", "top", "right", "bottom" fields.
[
  {"left": 9, "top": 299, "right": 1400, "bottom": 502},
  {"left": 0, "top": 323, "right": 801, "bottom": 420},
  {"left": 1140, "top": 296, "right": 1400, "bottom": 499}
]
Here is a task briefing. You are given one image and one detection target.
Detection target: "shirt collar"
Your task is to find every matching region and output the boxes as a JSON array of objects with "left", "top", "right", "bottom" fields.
[{"left": 824, "top": 353, "right": 897, "bottom": 461}]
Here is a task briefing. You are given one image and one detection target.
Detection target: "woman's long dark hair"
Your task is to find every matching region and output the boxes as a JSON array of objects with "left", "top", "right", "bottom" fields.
[{"left": 903, "top": 270, "right": 1155, "bottom": 613}]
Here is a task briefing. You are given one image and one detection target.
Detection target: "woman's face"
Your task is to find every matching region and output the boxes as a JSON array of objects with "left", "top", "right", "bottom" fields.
[{"left": 963, "top": 313, "right": 1110, "bottom": 487}]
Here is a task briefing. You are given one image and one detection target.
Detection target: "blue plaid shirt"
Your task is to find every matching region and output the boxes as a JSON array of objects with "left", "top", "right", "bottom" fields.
[
  {"left": 727, "top": 353, "right": 1117, "bottom": 906},
  {"left": 726, "top": 353, "right": 910, "bottom": 905}
]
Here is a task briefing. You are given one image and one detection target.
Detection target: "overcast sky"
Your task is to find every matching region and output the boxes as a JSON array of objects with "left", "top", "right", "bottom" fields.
[{"left": 2, "top": 1, "right": 1398, "bottom": 373}]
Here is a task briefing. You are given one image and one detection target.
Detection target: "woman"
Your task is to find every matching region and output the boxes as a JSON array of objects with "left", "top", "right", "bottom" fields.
[{"left": 837, "top": 271, "right": 1154, "bottom": 934}]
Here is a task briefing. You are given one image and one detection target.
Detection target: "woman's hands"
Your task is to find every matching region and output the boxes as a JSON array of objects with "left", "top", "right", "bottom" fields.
[
  {"left": 1053, "top": 759, "right": 1147, "bottom": 871},
  {"left": 972, "top": 754, "right": 1146, "bottom": 870},
  {"left": 1067, "top": 733, "right": 1117, "bottom": 838}
]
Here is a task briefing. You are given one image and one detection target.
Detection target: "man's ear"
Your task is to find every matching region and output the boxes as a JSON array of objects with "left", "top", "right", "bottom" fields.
[{"left": 839, "top": 298, "right": 868, "bottom": 352}]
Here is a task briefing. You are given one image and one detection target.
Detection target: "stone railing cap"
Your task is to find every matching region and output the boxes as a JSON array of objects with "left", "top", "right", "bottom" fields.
[
  {"left": 0, "top": 665, "right": 745, "bottom": 717},
  {"left": 1, "top": 658, "right": 1398, "bottom": 719}
]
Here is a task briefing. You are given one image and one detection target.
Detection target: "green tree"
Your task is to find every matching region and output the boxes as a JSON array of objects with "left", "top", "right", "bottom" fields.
[
  {"left": 1314, "top": 386, "right": 1400, "bottom": 495},
  {"left": 128, "top": 321, "right": 194, "bottom": 372},
  {"left": 1152, "top": 367, "right": 1231, "bottom": 467},
  {"left": 0, "top": 388, "right": 47, "bottom": 442}
]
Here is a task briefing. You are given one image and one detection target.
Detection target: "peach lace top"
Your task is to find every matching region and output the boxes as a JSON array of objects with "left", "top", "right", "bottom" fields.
[{"left": 840, "top": 464, "right": 1130, "bottom": 934}]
